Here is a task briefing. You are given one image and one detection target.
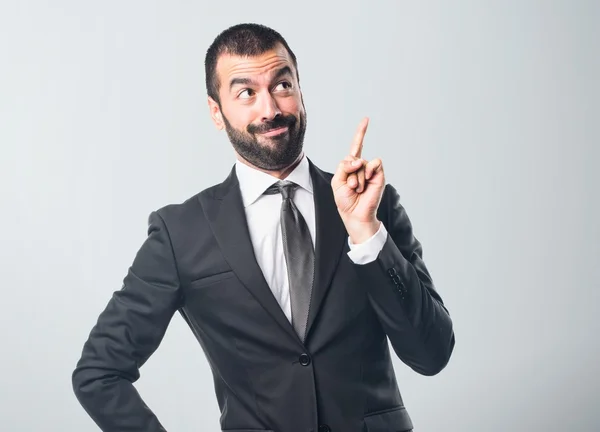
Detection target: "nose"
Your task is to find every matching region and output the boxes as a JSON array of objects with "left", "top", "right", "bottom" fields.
[{"left": 259, "top": 92, "right": 281, "bottom": 122}]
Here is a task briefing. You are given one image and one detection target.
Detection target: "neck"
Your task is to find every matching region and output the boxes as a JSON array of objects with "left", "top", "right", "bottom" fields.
[{"left": 236, "top": 152, "right": 304, "bottom": 180}]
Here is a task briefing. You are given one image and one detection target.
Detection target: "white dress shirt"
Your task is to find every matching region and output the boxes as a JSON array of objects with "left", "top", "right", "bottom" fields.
[{"left": 235, "top": 154, "right": 388, "bottom": 323}]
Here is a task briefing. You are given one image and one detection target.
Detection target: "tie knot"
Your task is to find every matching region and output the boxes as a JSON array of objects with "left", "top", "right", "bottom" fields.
[{"left": 264, "top": 180, "right": 298, "bottom": 200}]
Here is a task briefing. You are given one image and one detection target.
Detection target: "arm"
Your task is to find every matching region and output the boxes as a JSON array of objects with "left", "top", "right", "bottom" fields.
[
  {"left": 350, "top": 184, "right": 455, "bottom": 376},
  {"left": 331, "top": 118, "right": 454, "bottom": 376},
  {"left": 72, "top": 211, "right": 182, "bottom": 431}
]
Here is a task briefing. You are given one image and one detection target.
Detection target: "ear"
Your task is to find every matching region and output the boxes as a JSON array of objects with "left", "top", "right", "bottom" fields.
[{"left": 208, "top": 96, "right": 225, "bottom": 130}]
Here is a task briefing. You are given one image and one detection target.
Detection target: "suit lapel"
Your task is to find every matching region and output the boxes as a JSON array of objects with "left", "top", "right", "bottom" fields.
[
  {"left": 201, "top": 160, "right": 348, "bottom": 345},
  {"left": 200, "top": 166, "right": 302, "bottom": 345},
  {"left": 304, "top": 159, "right": 348, "bottom": 340}
]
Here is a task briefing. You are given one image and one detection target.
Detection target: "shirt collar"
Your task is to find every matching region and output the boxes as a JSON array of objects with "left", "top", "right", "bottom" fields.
[{"left": 235, "top": 153, "right": 313, "bottom": 208}]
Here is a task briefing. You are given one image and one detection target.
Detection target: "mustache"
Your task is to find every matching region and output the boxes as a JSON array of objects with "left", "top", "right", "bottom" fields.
[{"left": 247, "top": 114, "right": 296, "bottom": 134}]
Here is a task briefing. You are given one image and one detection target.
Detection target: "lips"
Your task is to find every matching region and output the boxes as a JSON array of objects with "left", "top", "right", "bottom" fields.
[{"left": 259, "top": 126, "right": 288, "bottom": 137}]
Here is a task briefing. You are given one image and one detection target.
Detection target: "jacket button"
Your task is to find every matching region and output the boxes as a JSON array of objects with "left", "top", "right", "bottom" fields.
[
  {"left": 299, "top": 353, "right": 311, "bottom": 366},
  {"left": 388, "top": 267, "right": 398, "bottom": 277},
  {"left": 318, "top": 425, "right": 331, "bottom": 432}
]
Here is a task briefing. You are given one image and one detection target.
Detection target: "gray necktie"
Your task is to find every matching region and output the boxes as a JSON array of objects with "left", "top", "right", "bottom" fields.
[{"left": 264, "top": 180, "right": 314, "bottom": 341}]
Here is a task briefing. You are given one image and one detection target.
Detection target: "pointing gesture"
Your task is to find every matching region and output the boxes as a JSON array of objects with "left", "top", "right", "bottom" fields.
[
  {"left": 331, "top": 117, "right": 386, "bottom": 243},
  {"left": 348, "top": 118, "right": 367, "bottom": 193}
]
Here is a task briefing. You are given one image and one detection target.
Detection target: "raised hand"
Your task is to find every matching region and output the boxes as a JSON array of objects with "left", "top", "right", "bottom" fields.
[{"left": 331, "top": 117, "right": 386, "bottom": 244}]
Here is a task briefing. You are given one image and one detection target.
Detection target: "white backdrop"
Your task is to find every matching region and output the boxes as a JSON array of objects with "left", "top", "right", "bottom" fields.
[{"left": 1, "top": 1, "right": 599, "bottom": 431}]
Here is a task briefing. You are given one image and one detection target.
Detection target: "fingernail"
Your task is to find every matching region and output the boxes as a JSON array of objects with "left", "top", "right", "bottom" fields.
[{"left": 352, "top": 160, "right": 361, "bottom": 166}]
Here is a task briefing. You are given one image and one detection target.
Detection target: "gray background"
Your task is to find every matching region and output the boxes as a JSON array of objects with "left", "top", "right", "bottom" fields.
[{"left": 1, "top": 1, "right": 598, "bottom": 431}]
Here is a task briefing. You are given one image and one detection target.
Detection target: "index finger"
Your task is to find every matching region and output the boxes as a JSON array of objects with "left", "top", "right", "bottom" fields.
[{"left": 349, "top": 117, "right": 369, "bottom": 158}]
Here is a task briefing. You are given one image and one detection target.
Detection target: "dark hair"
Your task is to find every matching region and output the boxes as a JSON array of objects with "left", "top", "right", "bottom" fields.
[{"left": 204, "top": 23, "right": 299, "bottom": 104}]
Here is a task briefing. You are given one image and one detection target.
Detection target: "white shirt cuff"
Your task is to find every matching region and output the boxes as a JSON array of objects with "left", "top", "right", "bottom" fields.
[{"left": 347, "top": 221, "right": 388, "bottom": 265}]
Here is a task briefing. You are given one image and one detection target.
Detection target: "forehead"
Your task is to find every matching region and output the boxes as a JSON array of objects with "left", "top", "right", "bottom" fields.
[{"left": 216, "top": 44, "right": 295, "bottom": 87}]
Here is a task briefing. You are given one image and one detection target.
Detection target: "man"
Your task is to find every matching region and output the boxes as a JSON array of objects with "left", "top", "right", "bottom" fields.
[{"left": 72, "top": 23, "right": 455, "bottom": 432}]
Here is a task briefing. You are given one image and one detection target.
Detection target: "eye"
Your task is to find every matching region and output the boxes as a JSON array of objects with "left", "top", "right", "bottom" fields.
[
  {"left": 238, "top": 88, "right": 255, "bottom": 99},
  {"left": 274, "top": 81, "right": 292, "bottom": 91}
]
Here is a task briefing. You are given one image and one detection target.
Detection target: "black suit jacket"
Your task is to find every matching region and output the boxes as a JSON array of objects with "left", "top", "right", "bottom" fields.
[{"left": 72, "top": 158, "right": 455, "bottom": 432}]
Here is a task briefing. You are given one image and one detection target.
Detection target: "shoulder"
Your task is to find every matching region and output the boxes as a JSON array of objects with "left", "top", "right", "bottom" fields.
[{"left": 149, "top": 167, "right": 236, "bottom": 232}]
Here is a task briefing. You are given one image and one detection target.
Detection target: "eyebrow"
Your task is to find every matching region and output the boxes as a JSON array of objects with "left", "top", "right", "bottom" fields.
[{"left": 228, "top": 66, "right": 293, "bottom": 91}]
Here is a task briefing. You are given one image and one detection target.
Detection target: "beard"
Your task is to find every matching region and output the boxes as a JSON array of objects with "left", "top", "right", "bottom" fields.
[{"left": 221, "top": 110, "right": 307, "bottom": 171}]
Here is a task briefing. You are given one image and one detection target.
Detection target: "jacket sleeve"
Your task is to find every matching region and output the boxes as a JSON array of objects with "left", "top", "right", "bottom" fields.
[
  {"left": 353, "top": 184, "right": 455, "bottom": 376},
  {"left": 72, "top": 210, "right": 182, "bottom": 431}
]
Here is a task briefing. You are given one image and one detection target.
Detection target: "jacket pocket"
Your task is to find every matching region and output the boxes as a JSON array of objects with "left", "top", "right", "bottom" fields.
[
  {"left": 364, "top": 406, "right": 413, "bottom": 432},
  {"left": 189, "top": 270, "right": 236, "bottom": 288}
]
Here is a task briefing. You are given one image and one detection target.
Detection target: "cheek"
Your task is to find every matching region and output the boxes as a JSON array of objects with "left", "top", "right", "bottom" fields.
[
  {"left": 225, "top": 110, "right": 254, "bottom": 131},
  {"left": 280, "top": 96, "right": 303, "bottom": 116}
]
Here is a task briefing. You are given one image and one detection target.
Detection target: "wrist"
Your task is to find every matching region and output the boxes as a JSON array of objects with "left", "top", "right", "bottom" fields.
[{"left": 344, "top": 218, "right": 381, "bottom": 244}]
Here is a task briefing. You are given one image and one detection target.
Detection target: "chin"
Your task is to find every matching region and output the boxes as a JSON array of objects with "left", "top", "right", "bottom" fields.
[{"left": 257, "top": 136, "right": 289, "bottom": 148}]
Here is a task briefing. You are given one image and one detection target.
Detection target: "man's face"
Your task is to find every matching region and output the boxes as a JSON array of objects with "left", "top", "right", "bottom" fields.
[{"left": 208, "top": 44, "right": 306, "bottom": 171}]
